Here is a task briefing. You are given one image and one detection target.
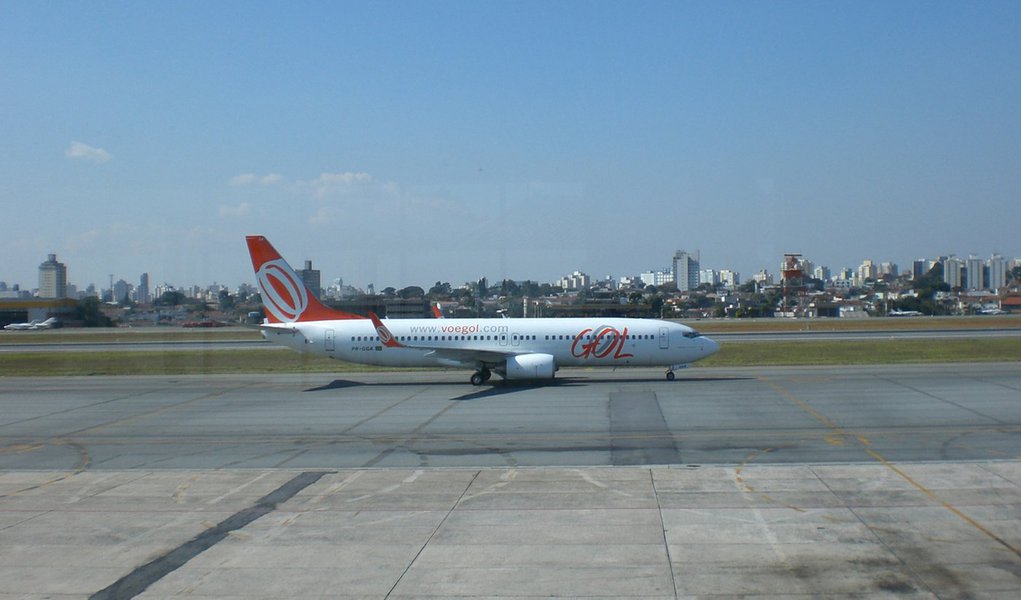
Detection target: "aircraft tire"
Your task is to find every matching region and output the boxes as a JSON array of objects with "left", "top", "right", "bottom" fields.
[
  {"left": 470, "top": 372, "right": 484, "bottom": 386},
  {"left": 666, "top": 371, "right": 676, "bottom": 381}
]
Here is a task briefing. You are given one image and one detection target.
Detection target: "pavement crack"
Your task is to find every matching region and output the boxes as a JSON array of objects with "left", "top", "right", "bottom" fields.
[{"left": 88, "top": 470, "right": 333, "bottom": 600}]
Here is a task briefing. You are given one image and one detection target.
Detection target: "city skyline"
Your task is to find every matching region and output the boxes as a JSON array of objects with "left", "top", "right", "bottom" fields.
[
  {"left": 2, "top": 247, "right": 1017, "bottom": 299},
  {"left": 3, "top": 3, "right": 1020, "bottom": 288}
]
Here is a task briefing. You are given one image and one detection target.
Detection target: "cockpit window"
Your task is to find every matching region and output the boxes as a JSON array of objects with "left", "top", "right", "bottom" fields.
[{"left": 683, "top": 330, "right": 702, "bottom": 339}]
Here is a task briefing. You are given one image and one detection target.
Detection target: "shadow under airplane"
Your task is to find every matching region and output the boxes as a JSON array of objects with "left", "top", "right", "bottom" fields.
[{"left": 302, "top": 375, "right": 751, "bottom": 399}]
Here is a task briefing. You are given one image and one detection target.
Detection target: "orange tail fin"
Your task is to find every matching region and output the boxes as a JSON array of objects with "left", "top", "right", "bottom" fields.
[
  {"left": 246, "top": 235, "right": 364, "bottom": 323},
  {"left": 368, "top": 312, "right": 404, "bottom": 348}
]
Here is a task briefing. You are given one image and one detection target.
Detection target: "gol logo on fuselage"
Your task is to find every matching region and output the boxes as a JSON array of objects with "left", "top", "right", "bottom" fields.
[{"left": 571, "top": 326, "right": 634, "bottom": 360}]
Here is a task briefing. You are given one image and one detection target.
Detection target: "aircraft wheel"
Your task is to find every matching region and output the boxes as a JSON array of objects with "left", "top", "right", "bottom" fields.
[
  {"left": 666, "top": 371, "right": 676, "bottom": 381},
  {"left": 470, "top": 372, "right": 484, "bottom": 386}
]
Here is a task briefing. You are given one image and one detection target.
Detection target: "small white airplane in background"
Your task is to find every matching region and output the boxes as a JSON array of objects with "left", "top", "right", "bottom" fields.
[
  {"left": 247, "top": 235, "right": 719, "bottom": 384},
  {"left": 888, "top": 310, "right": 923, "bottom": 317},
  {"left": 3, "top": 317, "right": 60, "bottom": 331}
]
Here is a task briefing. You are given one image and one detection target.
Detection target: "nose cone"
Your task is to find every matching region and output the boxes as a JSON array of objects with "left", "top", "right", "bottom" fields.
[{"left": 702, "top": 336, "right": 720, "bottom": 358}]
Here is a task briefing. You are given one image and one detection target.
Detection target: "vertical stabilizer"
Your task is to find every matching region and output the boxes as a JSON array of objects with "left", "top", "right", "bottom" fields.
[{"left": 246, "top": 235, "right": 365, "bottom": 323}]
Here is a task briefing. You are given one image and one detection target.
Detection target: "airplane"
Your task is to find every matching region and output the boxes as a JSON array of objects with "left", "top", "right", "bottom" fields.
[
  {"left": 3, "top": 317, "right": 60, "bottom": 331},
  {"left": 888, "top": 309, "right": 923, "bottom": 317},
  {"left": 247, "top": 235, "right": 719, "bottom": 384}
]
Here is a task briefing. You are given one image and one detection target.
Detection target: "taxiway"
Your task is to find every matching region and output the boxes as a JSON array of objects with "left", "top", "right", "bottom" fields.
[
  {"left": 2, "top": 364, "right": 1020, "bottom": 469},
  {"left": 3, "top": 364, "right": 1021, "bottom": 598}
]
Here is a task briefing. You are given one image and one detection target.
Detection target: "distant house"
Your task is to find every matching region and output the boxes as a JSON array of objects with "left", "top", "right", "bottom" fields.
[{"left": 1001, "top": 295, "right": 1021, "bottom": 314}]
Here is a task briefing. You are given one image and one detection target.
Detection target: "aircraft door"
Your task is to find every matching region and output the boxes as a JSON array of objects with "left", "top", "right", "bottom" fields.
[
  {"left": 499, "top": 333, "right": 508, "bottom": 347},
  {"left": 325, "top": 329, "right": 335, "bottom": 352},
  {"left": 659, "top": 327, "right": 669, "bottom": 349},
  {"left": 511, "top": 333, "right": 520, "bottom": 347}
]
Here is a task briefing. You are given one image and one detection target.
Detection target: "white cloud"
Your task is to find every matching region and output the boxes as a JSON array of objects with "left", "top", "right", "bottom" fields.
[
  {"left": 303, "top": 172, "right": 374, "bottom": 199},
  {"left": 218, "top": 202, "right": 252, "bottom": 218},
  {"left": 228, "top": 173, "right": 283, "bottom": 187},
  {"left": 308, "top": 206, "right": 338, "bottom": 227},
  {"left": 65, "top": 223, "right": 137, "bottom": 252},
  {"left": 66, "top": 141, "right": 112, "bottom": 163}
]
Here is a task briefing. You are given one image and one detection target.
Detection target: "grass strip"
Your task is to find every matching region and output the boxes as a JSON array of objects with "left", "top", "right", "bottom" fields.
[
  {"left": 698, "top": 338, "right": 1021, "bottom": 367},
  {"left": 0, "top": 349, "right": 355, "bottom": 377},
  {"left": 0, "top": 328, "right": 261, "bottom": 345},
  {"left": 1, "top": 339, "right": 1020, "bottom": 376},
  {"left": 693, "top": 315, "right": 1021, "bottom": 334}
]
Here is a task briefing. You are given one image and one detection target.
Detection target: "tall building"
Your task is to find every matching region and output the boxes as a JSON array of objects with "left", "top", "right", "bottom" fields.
[
  {"left": 672, "top": 250, "right": 700, "bottom": 292},
  {"left": 38, "top": 254, "right": 67, "bottom": 298},
  {"left": 965, "top": 255, "right": 985, "bottom": 290},
  {"left": 298, "top": 260, "right": 322, "bottom": 299},
  {"left": 719, "top": 270, "right": 740, "bottom": 289},
  {"left": 639, "top": 269, "right": 673, "bottom": 287},
  {"left": 558, "top": 271, "right": 591, "bottom": 290},
  {"left": 699, "top": 269, "right": 719, "bottom": 287},
  {"left": 856, "top": 259, "right": 876, "bottom": 285},
  {"left": 879, "top": 262, "right": 898, "bottom": 277},
  {"left": 988, "top": 254, "right": 1007, "bottom": 291},
  {"left": 943, "top": 256, "right": 964, "bottom": 288},
  {"left": 912, "top": 259, "right": 928, "bottom": 279},
  {"left": 113, "top": 279, "right": 133, "bottom": 304},
  {"left": 138, "top": 273, "right": 151, "bottom": 304},
  {"left": 752, "top": 269, "right": 773, "bottom": 285}
]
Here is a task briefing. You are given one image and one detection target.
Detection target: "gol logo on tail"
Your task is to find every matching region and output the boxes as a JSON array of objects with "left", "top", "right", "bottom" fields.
[{"left": 256, "top": 259, "right": 309, "bottom": 323}]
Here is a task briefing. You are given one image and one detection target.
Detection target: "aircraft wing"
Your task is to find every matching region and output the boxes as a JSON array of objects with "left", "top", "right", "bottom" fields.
[
  {"left": 419, "top": 345, "right": 520, "bottom": 367},
  {"left": 369, "top": 312, "right": 520, "bottom": 368}
]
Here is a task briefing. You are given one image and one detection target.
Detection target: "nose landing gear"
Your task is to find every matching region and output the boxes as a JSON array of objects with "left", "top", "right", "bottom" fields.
[{"left": 666, "top": 364, "right": 687, "bottom": 381}]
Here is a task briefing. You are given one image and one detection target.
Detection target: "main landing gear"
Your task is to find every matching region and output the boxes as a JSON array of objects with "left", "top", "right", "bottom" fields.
[
  {"left": 470, "top": 367, "right": 492, "bottom": 386},
  {"left": 666, "top": 370, "right": 676, "bottom": 381}
]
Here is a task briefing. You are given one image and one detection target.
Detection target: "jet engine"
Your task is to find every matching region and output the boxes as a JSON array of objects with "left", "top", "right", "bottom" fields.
[{"left": 504, "top": 353, "right": 557, "bottom": 380}]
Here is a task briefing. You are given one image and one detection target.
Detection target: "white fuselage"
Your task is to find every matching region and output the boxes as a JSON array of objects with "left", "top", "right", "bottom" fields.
[{"left": 264, "top": 316, "right": 719, "bottom": 371}]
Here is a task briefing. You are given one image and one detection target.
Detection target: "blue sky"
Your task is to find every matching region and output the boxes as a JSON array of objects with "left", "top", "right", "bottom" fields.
[{"left": 2, "top": 1, "right": 1019, "bottom": 290}]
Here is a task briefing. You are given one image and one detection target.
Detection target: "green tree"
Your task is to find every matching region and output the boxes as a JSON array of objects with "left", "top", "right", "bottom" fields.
[
  {"left": 76, "top": 297, "right": 113, "bottom": 327},
  {"left": 650, "top": 296, "right": 665, "bottom": 317},
  {"left": 218, "top": 290, "right": 236, "bottom": 311},
  {"left": 428, "top": 281, "right": 451, "bottom": 297},
  {"left": 500, "top": 279, "right": 520, "bottom": 297},
  {"left": 156, "top": 290, "right": 187, "bottom": 306}
]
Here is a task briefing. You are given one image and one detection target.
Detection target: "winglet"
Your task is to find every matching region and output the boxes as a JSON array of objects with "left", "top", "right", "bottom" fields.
[
  {"left": 368, "top": 312, "right": 403, "bottom": 348},
  {"left": 246, "top": 235, "right": 365, "bottom": 323}
]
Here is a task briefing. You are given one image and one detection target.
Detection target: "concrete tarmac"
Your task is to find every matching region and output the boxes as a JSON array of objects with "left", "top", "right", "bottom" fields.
[
  {"left": 3, "top": 364, "right": 1021, "bottom": 597},
  {"left": 3, "top": 364, "right": 1021, "bottom": 469}
]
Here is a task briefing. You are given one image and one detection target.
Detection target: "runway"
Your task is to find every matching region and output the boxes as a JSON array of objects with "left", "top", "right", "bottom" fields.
[
  {"left": 2, "top": 325, "right": 1019, "bottom": 353},
  {"left": 2, "top": 364, "right": 1021, "bottom": 470},
  {"left": 4, "top": 364, "right": 1021, "bottom": 598}
]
